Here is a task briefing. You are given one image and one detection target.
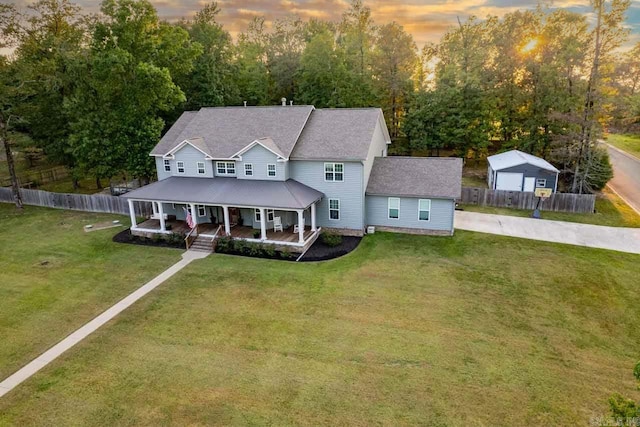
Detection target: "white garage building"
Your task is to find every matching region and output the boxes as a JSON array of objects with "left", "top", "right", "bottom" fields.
[{"left": 487, "top": 150, "right": 560, "bottom": 193}]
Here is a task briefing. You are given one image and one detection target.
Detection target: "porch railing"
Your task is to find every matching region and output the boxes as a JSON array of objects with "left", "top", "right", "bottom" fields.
[{"left": 184, "top": 225, "right": 198, "bottom": 250}]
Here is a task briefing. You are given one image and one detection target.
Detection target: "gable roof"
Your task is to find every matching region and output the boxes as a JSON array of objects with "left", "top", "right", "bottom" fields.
[
  {"left": 122, "top": 176, "right": 323, "bottom": 210},
  {"left": 366, "top": 157, "right": 463, "bottom": 199},
  {"left": 165, "top": 137, "right": 213, "bottom": 159},
  {"left": 231, "top": 137, "right": 285, "bottom": 160},
  {"left": 488, "top": 150, "right": 559, "bottom": 173},
  {"left": 290, "top": 108, "right": 387, "bottom": 161},
  {"left": 151, "top": 106, "right": 315, "bottom": 159}
]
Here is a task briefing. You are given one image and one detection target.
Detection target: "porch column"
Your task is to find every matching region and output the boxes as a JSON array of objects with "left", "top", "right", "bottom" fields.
[
  {"left": 127, "top": 199, "right": 137, "bottom": 229},
  {"left": 310, "top": 202, "right": 317, "bottom": 232},
  {"left": 259, "top": 208, "right": 267, "bottom": 240},
  {"left": 222, "top": 205, "right": 231, "bottom": 235},
  {"left": 152, "top": 201, "right": 158, "bottom": 216},
  {"left": 158, "top": 202, "right": 166, "bottom": 232},
  {"left": 190, "top": 203, "right": 198, "bottom": 236},
  {"left": 297, "top": 209, "right": 304, "bottom": 244}
]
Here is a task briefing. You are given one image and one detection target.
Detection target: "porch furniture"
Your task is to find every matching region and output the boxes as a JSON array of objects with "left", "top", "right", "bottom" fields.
[
  {"left": 274, "top": 217, "right": 283, "bottom": 232},
  {"left": 293, "top": 224, "right": 300, "bottom": 234}
]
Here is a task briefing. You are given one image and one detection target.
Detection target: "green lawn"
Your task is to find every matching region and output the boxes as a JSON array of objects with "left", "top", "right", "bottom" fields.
[
  {"left": 606, "top": 133, "right": 640, "bottom": 158},
  {"left": 0, "top": 204, "right": 181, "bottom": 380},
  {"left": 462, "top": 187, "right": 640, "bottom": 228},
  {"left": 1, "top": 226, "right": 639, "bottom": 425}
]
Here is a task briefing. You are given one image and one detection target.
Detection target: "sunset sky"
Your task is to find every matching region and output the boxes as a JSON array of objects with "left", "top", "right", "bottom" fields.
[{"left": 11, "top": 0, "right": 640, "bottom": 47}]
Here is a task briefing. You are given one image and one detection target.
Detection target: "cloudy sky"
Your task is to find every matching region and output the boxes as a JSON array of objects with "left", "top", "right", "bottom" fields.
[{"left": 11, "top": 0, "right": 640, "bottom": 47}]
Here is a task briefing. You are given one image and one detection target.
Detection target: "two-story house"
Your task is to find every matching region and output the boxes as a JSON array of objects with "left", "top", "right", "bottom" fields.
[{"left": 123, "top": 105, "right": 462, "bottom": 252}]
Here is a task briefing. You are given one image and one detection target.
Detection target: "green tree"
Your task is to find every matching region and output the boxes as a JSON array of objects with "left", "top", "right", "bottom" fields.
[
  {"left": 265, "top": 17, "right": 305, "bottom": 102},
  {"left": 235, "top": 17, "right": 271, "bottom": 105},
  {"left": 178, "top": 2, "right": 238, "bottom": 109},
  {"left": 66, "top": 0, "right": 194, "bottom": 185},
  {"left": 372, "top": 22, "right": 418, "bottom": 140},
  {"left": 298, "top": 28, "right": 348, "bottom": 107}
]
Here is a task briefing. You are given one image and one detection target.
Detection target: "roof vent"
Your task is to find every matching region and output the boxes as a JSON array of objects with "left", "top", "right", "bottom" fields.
[
  {"left": 281, "top": 97, "right": 286, "bottom": 106},
  {"left": 289, "top": 100, "right": 293, "bottom": 106},
  {"left": 243, "top": 101, "right": 247, "bottom": 107}
]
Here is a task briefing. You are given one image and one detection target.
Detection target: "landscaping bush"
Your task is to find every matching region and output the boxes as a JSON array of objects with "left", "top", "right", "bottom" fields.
[
  {"left": 321, "top": 231, "right": 343, "bottom": 247},
  {"left": 167, "top": 233, "right": 184, "bottom": 246},
  {"left": 252, "top": 229, "right": 261, "bottom": 238}
]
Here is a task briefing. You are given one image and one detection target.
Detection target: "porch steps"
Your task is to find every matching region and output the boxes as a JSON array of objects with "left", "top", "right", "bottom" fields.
[{"left": 188, "top": 235, "right": 215, "bottom": 253}]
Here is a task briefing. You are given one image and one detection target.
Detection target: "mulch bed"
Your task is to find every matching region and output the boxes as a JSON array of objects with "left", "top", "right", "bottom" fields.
[
  {"left": 112, "top": 229, "right": 184, "bottom": 250},
  {"left": 299, "top": 236, "right": 362, "bottom": 262}
]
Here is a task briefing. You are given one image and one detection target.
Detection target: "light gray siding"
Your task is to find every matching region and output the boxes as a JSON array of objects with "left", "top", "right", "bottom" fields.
[
  {"left": 237, "top": 144, "right": 287, "bottom": 181},
  {"left": 365, "top": 196, "right": 455, "bottom": 232},
  {"left": 162, "top": 145, "right": 214, "bottom": 178},
  {"left": 492, "top": 164, "right": 558, "bottom": 192},
  {"left": 156, "top": 157, "right": 171, "bottom": 181},
  {"left": 362, "top": 118, "right": 389, "bottom": 190},
  {"left": 289, "top": 160, "right": 364, "bottom": 231}
]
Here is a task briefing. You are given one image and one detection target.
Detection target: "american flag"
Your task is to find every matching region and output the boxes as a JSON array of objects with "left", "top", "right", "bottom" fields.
[{"left": 183, "top": 207, "right": 195, "bottom": 229}]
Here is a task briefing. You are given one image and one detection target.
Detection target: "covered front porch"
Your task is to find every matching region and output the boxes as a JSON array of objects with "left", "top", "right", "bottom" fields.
[{"left": 122, "top": 176, "right": 324, "bottom": 252}]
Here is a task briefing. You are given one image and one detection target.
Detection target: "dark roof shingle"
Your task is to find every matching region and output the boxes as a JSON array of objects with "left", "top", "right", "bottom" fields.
[{"left": 366, "top": 157, "right": 462, "bottom": 199}]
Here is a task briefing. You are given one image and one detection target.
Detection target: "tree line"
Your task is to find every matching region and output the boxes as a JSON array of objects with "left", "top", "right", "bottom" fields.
[{"left": 0, "top": 0, "right": 637, "bottom": 198}]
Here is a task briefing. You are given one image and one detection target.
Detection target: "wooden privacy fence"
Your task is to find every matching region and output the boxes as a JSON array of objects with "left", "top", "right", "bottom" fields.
[
  {"left": 0, "top": 187, "right": 152, "bottom": 216},
  {"left": 460, "top": 187, "right": 596, "bottom": 213}
]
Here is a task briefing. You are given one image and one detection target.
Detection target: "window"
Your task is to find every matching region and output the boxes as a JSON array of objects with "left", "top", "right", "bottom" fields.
[
  {"left": 197, "top": 205, "right": 206, "bottom": 217},
  {"left": 388, "top": 197, "right": 400, "bottom": 219},
  {"left": 255, "top": 209, "right": 274, "bottom": 222},
  {"left": 177, "top": 161, "right": 185, "bottom": 174},
  {"left": 324, "top": 163, "right": 344, "bottom": 182},
  {"left": 197, "top": 161, "right": 205, "bottom": 175},
  {"left": 418, "top": 199, "right": 431, "bottom": 221},
  {"left": 163, "top": 159, "right": 171, "bottom": 172},
  {"left": 329, "top": 199, "right": 340, "bottom": 220},
  {"left": 267, "top": 164, "right": 276, "bottom": 177},
  {"left": 216, "top": 162, "right": 235, "bottom": 175},
  {"left": 244, "top": 163, "right": 253, "bottom": 176},
  {"left": 536, "top": 178, "right": 547, "bottom": 188}
]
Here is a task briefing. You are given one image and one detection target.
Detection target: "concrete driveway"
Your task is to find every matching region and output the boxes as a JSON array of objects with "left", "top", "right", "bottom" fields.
[
  {"left": 605, "top": 143, "right": 640, "bottom": 214},
  {"left": 455, "top": 211, "right": 640, "bottom": 255}
]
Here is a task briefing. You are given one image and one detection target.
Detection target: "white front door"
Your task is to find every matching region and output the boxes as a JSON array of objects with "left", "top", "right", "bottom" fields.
[
  {"left": 495, "top": 172, "right": 523, "bottom": 191},
  {"left": 523, "top": 177, "right": 535, "bottom": 192}
]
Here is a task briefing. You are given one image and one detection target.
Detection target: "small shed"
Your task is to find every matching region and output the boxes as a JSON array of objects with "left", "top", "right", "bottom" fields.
[{"left": 487, "top": 150, "right": 559, "bottom": 193}]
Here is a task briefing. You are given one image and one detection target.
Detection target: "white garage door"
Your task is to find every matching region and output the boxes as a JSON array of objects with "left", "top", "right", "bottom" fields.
[{"left": 495, "top": 172, "right": 523, "bottom": 191}]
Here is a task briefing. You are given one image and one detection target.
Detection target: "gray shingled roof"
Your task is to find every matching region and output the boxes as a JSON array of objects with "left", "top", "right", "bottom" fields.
[
  {"left": 290, "top": 108, "right": 386, "bottom": 161},
  {"left": 366, "top": 157, "right": 463, "bottom": 199},
  {"left": 151, "top": 106, "right": 315, "bottom": 159},
  {"left": 123, "top": 176, "right": 323, "bottom": 210}
]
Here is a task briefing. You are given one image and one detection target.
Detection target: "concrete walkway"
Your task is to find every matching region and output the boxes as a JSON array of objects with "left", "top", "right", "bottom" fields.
[
  {"left": 455, "top": 211, "right": 640, "bottom": 255},
  {"left": 0, "top": 250, "right": 209, "bottom": 399}
]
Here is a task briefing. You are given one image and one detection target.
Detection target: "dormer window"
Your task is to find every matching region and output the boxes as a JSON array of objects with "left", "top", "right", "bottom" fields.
[
  {"left": 267, "top": 164, "right": 276, "bottom": 177},
  {"left": 177, "top": 161, "right": 185, "bottom": 174},
  {"left": 216, "top": 162, "right": 235, "bottom": 175},
  {"left": 244, "top": 163, "right": 253, "bottom": 176},
  {"left": 164, "top": 159, "right": 171, "bottom": 172},
  {"left": 197, "top": 162, "right": 205, "bottom": 175}
]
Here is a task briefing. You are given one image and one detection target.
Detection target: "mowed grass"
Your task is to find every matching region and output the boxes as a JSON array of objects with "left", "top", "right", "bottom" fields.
[
  {"left": 0, "top": 204, "right": 180, "bottom": 379},
  {"left": 1, "top": 231, "right": 639, "bottom": 426},
  {"left": 462, "top": 187, "right": 640, "bottom": 228},
  {"left": 606, "top": 133, "right": 640, "bottom": 158}
]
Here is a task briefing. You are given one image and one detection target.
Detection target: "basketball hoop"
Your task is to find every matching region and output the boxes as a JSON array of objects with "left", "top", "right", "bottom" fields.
[{"left": 532, "top": 188, "right": 552, "bottom": 218}]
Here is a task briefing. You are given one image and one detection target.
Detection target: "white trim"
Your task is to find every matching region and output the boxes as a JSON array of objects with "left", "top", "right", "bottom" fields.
[
  {"left": 324, "top": 162, "right": 344, "bottom": 182},
  {"left": 244, "top": 163, "right": 253, "bottom": 176},
  {"left": 230, "top": 139, "right": 286, "bottom": 160},
  {"left": 536, "top": 178, "right": 547, "bottom": 188},
  {"left": 176, "top": 161, "right": 185, "bottom": 174},
  {"left": 267, "top": 163, "right": 276, "bottom": 177},
  {"left": 388, "top": 197, "right": 400, "bottom": 220},
  {"left": 328, "top": 198, "right": 340, "bottom": 221},
  {"left": 163, "top": 139, "right": 213, "bottom": 160},
  {"left": 216, "top": 161, "right": 236, "bottom": 175},
  {"left": 196, "top": 161, "right": 206, "bottom": 175},
  {"left": 197, "top": 205, "right": 206, "bottom": 217},
  {"left": 418, "top": 199, "right": 431, "bottom": 222}
]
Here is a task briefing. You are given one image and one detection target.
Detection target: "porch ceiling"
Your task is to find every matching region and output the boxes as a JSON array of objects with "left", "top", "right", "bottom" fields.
[{"left": 123, "top": 177, "right": 323, "bottom": 210}]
